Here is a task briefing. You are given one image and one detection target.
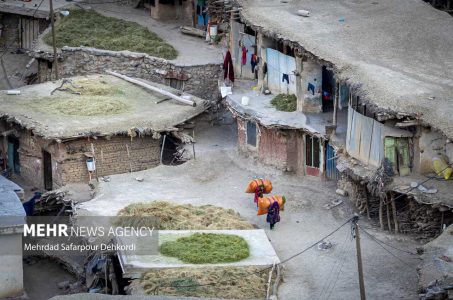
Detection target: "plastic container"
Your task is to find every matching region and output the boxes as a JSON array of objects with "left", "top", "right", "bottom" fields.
[
  {"left": 86, "top": 158, "right": 96, "bottom": 172},
  {"left": 241, "top": 96, "right": 250, "bottom": 106},
  {"left": 209, "top": 25, "right": 218, "bottom": 37},
  {"left": 297, "top": 10, "right": 310, "bottom": 17}
]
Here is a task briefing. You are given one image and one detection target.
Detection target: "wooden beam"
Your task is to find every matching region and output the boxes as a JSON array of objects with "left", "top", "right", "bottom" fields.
[
  {"left": 106, "top": 71, "right": 196, "bottom": 107},
  {"left": 391, "top": 192, "right": 399, "bottom": 233}
]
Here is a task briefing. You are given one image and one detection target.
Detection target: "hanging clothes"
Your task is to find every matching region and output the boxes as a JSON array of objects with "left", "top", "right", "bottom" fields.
[
  {"left": 307, "top": 82, "right": 315, "bottom": 95},
  {"left": 251, "top": 54, "right": 258, "bottom": 73},
  {"left": 266, "top": 200, "right": 280, "bottom": 230},
  {"left": 241, "top": 46, "right": 247, "bottom": 65},
  {"left": 223, "top": 50, "right": 235, "bottom": 83},
  {"left": 282, "top": 73, "right": 289, "bottom": 84}
]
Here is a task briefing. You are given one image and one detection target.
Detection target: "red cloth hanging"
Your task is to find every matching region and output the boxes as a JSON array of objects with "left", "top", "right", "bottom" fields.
[{"left": 223, "top": 50, "right": 235, "bottom": 83}]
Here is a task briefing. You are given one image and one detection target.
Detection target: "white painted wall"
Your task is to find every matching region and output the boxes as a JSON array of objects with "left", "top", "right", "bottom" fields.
[
  {"left": 0, "top": 233, "right": 24, "bottom": 298},
  {"left": 300, "top": 59, "right": 322, "bottom": 113}
]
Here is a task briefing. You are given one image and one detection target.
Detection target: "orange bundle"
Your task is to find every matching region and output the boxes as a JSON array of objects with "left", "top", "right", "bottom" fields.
[
  {"left": 257, "top": 195, "right": 286, "bottom": 216},
  {"left": 245, "top": 179, "right": 273, "bottom": 194}
]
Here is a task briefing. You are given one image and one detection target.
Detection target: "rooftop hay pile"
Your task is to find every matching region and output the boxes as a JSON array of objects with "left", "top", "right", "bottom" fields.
[
  {"left": 116, "top": 201, "right": 255, "bottom": 230},
  {"left": 141, "top": 266, "right": 269, "bottom": 299},
  {"left": 27, "top": 79, "right": 131, "bottom": 116},
  {"left": 271, "top": 94, "right": 297, "bottom": 112},
  {"left": 43, "top": 9, "right": 177, "bottom": 59},
  {"left": 160, "top": 233, "right": 250, "bottom": 264}
]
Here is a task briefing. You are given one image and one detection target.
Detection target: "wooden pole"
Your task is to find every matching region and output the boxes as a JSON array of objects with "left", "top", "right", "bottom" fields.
[
  {"left": 379, "top": 196, "right": 384, "bottom": 230},
  {"left": 160, "top": 134, "right": 167, "bottom": 164},
  {"left": 332, "top": 82, "right": 339, "bottom": 134},
  {"left": 390, "top": 193, "right": 399, "bottom": 233},
  {"left": 126, "top": 144, "right": 133, "bottom": 173},
  {"left": 90, "top": 143, "right": 98, "bottom": 182},
  {"left": 49, "top": 0, "right": 58, "bottom": 80},
  {"left": 106, "top": 71, "right": 196, "bottom": 107},
  {"left": 386, "top": 195, "right": 392, "bottom": 232},
  {"left": 353, "top": 216, "right": 366, "bottom": 300}
]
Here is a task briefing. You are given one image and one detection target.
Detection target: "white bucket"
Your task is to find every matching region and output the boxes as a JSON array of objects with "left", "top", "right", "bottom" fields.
[
  {"left": 297, "top": 10, "right": 310, "bottom": 17},
  {"left": 86, "top": 158, "right": 96, "bottom": 172},
  {"left": 241, "top": 96, "right": 250, "bottom": 106},
  {"left": 209, "top": 25, "right": 218, "bottom": 38}
]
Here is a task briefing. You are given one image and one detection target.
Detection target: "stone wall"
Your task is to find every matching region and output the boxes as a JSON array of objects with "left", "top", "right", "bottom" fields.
[
  {"left": 418, "top": 127, "right": 453, "bottom": 174},
  {"left": 15, "top": 128, "right": 161, "bottom": 189},
  {"left": 33, "top": 47, "right": 222, "bottom": 101},
  {"left": 0, "top": 13, "right": 19, "bottom": 49}
]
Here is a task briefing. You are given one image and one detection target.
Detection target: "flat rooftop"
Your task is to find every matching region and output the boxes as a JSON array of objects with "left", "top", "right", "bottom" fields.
[
  {"left": 117, "top": 229, "right": 280, "bottom": 278},
  {"left": 241, "top": 0, "right": 453, "bottom": 139},
  {"left": 0, "top": 176, "right": 26, "bottom": 228},
  {"left": 225, "top": 80, "right": 348, "bottom": 142},
  {"left": 0, "top": 0, "right": 72, "bottom": 18},
  {"left": 0, "top": 74, "right": 209, "bottom": 140}
]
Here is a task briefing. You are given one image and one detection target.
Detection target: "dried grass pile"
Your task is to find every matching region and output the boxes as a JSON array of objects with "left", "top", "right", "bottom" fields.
[
  {"left": 116, "top": 201, "right": 255, "bottom": 230},
  {"left": 141, "top": 266, "right": 268, "bottom": 299},
  {"left": 28, "top": 79, "right": 131, "bottom": 116}
]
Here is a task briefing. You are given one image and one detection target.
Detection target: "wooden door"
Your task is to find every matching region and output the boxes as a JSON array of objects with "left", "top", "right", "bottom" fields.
[{"left": 43, "top": 150, "right": 53, "bottom": 191}]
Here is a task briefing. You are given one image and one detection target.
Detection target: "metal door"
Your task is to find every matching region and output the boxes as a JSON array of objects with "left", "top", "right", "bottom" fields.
[{"left": 326, "top": 143, "right": 340, "bottom": 180}]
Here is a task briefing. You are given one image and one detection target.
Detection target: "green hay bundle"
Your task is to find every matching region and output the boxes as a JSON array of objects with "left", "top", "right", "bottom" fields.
[
  {"left": 160, "top": 233, "right": 250, "bottom": 264},
  {"left": 141, "top": 266, "right": 269, "bottom": 299},
  {"left": 43, "top": 9, "right": 178, "bottom": 59},
  {"left": 116, "top": 201, "right": 255, "bottom": 230},
  {"left": 271, "top": 94, "right": 297, "bottom": 112}
]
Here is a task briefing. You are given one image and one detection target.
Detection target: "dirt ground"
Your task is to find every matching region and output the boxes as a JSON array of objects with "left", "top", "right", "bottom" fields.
[
  {"left": 78, "top": 118, "right": 422, "bottom": 300},
  {"left": 0, "top": 51, "right": 37, "bottom": 90},
  {"left": 23, "top": 257, "right": 77, "bottom": 300}
]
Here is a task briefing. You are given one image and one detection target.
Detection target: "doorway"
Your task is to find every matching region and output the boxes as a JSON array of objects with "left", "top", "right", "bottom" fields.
[
  {"left": 43, "top": 150, "right": 53, "bottom": 190},
  {"left": 306, "top": 135, "right": 320, "bottom": 176},
  {"left": 322, "top": 66, "right": 335, "bottom": 112},
  {"left": 7, "top": 136, "right": 20, "bottom": 174}
]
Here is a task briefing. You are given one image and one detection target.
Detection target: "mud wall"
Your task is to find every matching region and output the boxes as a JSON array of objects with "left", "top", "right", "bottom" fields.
[
  {"left": 236, "top": 117, "right": 306, "bottom": 174},
  {"left": 16, "top": 129, "right": 160, "bottom": 189},
  {"left": 418, "top": 128, "right": 453, "bottom": 174},
  {"left": 33, "top": 47, "right": 222, "bottom": 101}
]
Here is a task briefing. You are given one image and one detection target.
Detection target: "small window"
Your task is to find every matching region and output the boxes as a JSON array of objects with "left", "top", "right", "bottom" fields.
[
  {"left": 306, "top": 135, "right": 320, "bottom": 168},
  {"left": 246, "top": 121, "right": 257, "bottom": 147},
  {"left": 384, "top": 137, "right": 411, "bottom": 176}
]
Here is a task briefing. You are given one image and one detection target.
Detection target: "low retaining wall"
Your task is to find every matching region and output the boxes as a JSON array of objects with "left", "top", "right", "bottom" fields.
[{"left": 31, "top": 47, "right": 222, "bottom": 101}]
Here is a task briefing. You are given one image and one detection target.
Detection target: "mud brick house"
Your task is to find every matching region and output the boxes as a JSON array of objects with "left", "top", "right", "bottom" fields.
[
  {"left": 222, "top": 0, "right": 453, "bottom": 249},
  {"left": 0, "top": 74, "right": 208, "bottom": 190}
]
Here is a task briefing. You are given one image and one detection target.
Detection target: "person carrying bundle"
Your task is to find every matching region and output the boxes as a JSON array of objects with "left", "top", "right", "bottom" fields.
[
  {"left": 245, "top": 178, "right": 273, "bottom": 205},
  {"left": 256, "top": 195, "right": 286, "bottom": 230}
]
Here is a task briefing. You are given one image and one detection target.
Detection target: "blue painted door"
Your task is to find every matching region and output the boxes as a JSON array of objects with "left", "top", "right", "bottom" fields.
[{"left": 325, "top": 143, "right": 340, "bottom": 180}]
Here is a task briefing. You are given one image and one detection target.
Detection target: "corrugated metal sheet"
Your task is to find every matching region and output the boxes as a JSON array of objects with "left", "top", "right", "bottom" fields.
[
  {"left": 346, "top": 106, "right": 384, "bottom": 167},
  {"left": 369, "top": 120, "right": 383, "bottom": 166},
  {"left": 266, "top": 48, "right": 280, "bottom": 93},
  {"left": 326, "top": 143, "right": 340, "bottom": 180},
  {"left": 266, "top": 48, "right": 297, "bottom": 95}
]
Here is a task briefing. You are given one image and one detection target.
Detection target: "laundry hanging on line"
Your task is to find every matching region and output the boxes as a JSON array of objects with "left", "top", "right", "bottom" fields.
[
  {"left": 307, "top": 82, "right": 315, "bottom": 95},
  {"left": 282, "top": 73, "right": 289, "bottom": 84},
  {"left": 223, "top": 50, "right": 235, "bottom": 83},
  {"left": 241, "top": 46, "right": 247, "bottom": 65},
  {"left": 251, "top": 54, "right": 259, "bottom": 73}
]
